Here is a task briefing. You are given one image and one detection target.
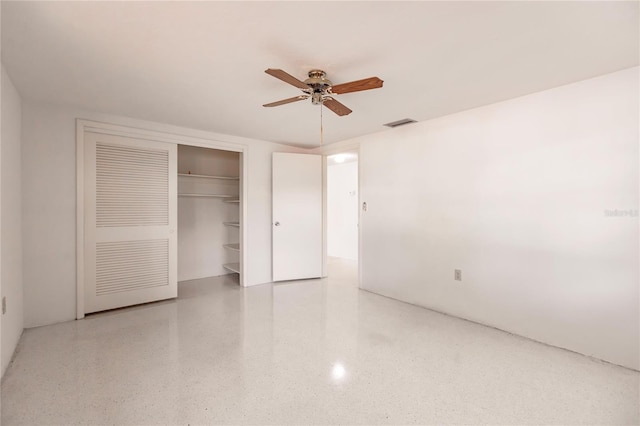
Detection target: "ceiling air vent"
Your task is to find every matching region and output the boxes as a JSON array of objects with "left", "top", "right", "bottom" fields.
[{"left": 383, "top": 118, "right": 417, "bottom": 128}]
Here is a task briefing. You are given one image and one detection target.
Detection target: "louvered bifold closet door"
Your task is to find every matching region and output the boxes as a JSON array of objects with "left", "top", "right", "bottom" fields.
[{"left": 84, "top": 132, "right": 177, "bottom": 314}]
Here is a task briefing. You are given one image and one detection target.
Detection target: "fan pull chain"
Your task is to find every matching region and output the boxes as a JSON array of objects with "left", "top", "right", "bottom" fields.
[{"left": 320, "top": 101, "right": 324, "bottom": 145}]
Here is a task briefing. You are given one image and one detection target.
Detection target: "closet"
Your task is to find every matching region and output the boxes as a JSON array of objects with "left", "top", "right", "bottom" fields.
[
  {"left": 79, "top": 121, "right": 246, "bottom": 317},
  {"left": 177, "top": 145, "right": 241, "bottom": 283}
]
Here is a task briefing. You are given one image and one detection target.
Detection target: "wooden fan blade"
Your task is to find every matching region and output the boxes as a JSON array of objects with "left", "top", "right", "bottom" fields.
[
  {"left": 323, "top": 98, "right": 352, "bottom": 116},
  {"left": 331, "top": 76, "right": 383, "bottom": 95},
  {"left": 265, "top": 68, "right": 309, "bottom": 90},
  {"left": 263, "top": 95, "right": 309, "bottom": 107}
]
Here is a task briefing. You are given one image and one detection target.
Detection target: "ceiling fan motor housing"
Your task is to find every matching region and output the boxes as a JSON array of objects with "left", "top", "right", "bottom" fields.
[{"left": 305, "top": 70, "right": 332, "bottom": 104}]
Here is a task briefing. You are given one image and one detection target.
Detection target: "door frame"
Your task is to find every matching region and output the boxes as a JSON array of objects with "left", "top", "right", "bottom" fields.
[
  {"left": 321, "top": 145, "right": 361, "bottom": 286},
  {"left": 76, "top": 119, "right": 249, "bottom": 319}
]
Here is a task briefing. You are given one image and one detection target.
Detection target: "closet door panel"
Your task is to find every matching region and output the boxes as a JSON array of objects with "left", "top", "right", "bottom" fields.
[{"left": 84, "top": 132, "right": 177, "bottom": 314}]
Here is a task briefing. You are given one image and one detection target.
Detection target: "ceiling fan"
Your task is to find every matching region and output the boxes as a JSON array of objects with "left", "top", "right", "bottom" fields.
[{"left": 263, "top": 69, "right": 383, "bottom": 116}]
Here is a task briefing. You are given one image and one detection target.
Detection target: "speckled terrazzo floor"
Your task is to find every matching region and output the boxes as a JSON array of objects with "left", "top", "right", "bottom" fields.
[{"left": 1, "top": 258, "right": 639, "bottom": 425}]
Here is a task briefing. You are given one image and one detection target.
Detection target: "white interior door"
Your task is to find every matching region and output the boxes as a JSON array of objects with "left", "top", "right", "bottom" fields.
[
  {"left": 84, "top": 132, "right": 177, "bottom": 314},
  {"left": 272, "top": 153, "right": 322, "bottom": 281}
]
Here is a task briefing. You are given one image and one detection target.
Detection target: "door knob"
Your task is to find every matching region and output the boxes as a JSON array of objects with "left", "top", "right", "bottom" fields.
[{"left": 274, "top": 221, "right": 280, "bottom": 226}]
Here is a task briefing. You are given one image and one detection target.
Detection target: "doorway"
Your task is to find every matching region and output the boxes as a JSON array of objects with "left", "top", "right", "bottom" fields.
[
  {"left": 326, "top": 151, "right": 359, "bottom": 283},
  {"left": 177, "top": 145, "right": 241, "bottom": 283}
]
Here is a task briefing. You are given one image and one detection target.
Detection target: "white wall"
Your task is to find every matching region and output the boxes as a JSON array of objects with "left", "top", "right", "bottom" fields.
[
  {"left": 21, "top": 102, "right": 302, "bottom": 327},
  {"left": 327, "top": 161, "right": 358, "bottom": 260},
  {"left": 1, "top": 65, "right": 24, "bottom": 376},
  {"left": 354, "top": 67, "right": 638, "bottom": 370}
]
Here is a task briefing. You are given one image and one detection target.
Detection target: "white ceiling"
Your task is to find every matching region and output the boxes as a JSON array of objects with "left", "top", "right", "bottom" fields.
[{"left": 2, "top": 1, "right": 638, "bottom": 147}]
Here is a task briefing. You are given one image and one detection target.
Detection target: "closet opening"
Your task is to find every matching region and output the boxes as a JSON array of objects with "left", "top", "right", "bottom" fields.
[
  {"left": 177, "top": 145, "right": 242, "bottom": 286},
  {"left": 326, "top": 151, "right": 359, "bottom": 284}
]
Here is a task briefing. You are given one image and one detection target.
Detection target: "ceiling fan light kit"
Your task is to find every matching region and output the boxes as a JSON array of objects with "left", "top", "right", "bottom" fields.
[
  {"left": 305, "top": 70, "right": 332, "bottom": 104},
  {"left": 263, "top": 68, "right": 384, "bottom": 116}
]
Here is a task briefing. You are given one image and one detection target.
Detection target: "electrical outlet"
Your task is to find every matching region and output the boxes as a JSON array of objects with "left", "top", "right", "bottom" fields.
[
  {"left": 2, "top": 296, "right": 6, "bottom": 314},
  {"left": 454, "top": 269, "right": 462, "bottom": 281}
]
